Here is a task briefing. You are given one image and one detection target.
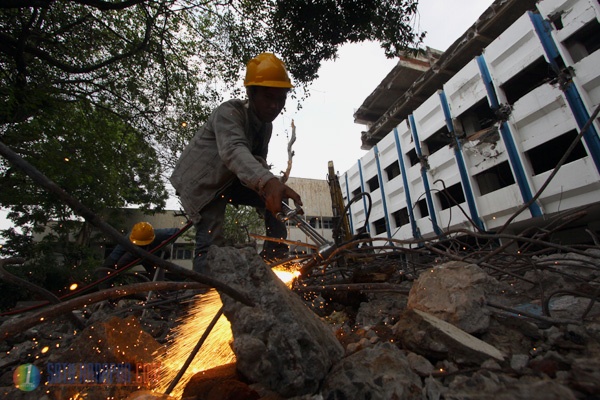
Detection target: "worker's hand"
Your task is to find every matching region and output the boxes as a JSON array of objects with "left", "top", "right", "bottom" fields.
[{"left": 262, "top": 177, "right": 303, "bottom": 215}]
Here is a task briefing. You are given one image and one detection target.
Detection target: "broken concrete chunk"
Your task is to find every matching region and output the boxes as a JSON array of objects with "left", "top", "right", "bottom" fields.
[
  {"left": 355, "top": 293, "right": 406, "bottom": 327},
  {"left": 406, "top": 351, "right": 435, "bottom": 376},
  {"left": 206, "top": 246, "right": 344, "bottom": 398},
  {"left": 424, "top": 375, "right": 445, "bottom": 400},
  {"left": 444, "top": 377, "right": 576, "bottom": 400},
  {"left": 510, "top": 354, "right": 529, "bottom": 371},
  {"left": 393, "top": 308, "right": 505, "bottom": 364},
  {"left": 321, "top": 342, "right": 423, "bottom": 400},
  {"left": 570, "top": 357, "right": 600, "bottom": 395},
  {"left": 407, "top": 261, "right": 491, "bottom": 333}
]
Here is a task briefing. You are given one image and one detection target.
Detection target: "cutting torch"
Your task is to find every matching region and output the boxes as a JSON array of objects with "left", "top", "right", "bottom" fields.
[{"left": 277, "top": 202, "right": 334, "bottom": 259}]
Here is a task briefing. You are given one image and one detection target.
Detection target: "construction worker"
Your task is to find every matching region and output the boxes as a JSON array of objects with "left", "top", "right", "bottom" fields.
[
  {"left": 170, "top": 52, "right": 303, "bottom": 273},
  {"left": 100, "top": 222, "right": 179, "bottom": 282}
]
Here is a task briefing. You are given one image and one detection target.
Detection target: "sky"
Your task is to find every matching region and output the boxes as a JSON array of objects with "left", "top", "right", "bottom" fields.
[
  {"left": 0, "top": 0, "right": 495, "bottom": 232},
  {"left": 267, "top": 0, "right": 496, "bottom": 181}
]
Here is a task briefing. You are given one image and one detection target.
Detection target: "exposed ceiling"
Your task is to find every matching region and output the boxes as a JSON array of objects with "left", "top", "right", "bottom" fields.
[{"left": 356, "top": 0, "right": 541, "bottom": 149}]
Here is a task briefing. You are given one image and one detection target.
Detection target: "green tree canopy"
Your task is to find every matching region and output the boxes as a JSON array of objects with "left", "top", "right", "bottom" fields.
[
  {"left": 0, "top": 101, "right": 168, "bottom": 226},
  {"left": 0, "top": 0, "right": 424, "bottom": 250},
  {"left": 0, "top": 0, "right": 424, "bottom": 151}
]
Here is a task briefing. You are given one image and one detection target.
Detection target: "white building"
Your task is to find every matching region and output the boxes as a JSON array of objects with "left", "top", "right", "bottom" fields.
[{"left": 343, "top": 0, "right": 600, "bottom": 244}]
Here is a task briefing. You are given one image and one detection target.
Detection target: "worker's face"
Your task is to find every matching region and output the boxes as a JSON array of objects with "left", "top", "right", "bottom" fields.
[{"left": 248, "top": 86, "right": 289, "bottom": 123}]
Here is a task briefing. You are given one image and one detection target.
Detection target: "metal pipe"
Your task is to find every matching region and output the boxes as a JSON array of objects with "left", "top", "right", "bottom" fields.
[
  {"left": 164, "top": 306, "right": 224, "bottom": 395},
  {"left": 0, "top": 258, "right": 85, "bottom": 330},
  {"left": 278, "top": 203, "right": 332, "bottom": 248}
]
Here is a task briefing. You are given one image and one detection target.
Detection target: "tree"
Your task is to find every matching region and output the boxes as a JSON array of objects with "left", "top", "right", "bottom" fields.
[
  {"left": 1, "top": 100, "right": 168, "bottom": 223},
  {"left": 0, "top": 0, "right": 423, "bottom": 160},
  {"left": 223, "top": 204, "right": 266, "bottom": 245},
  {"left": 0, "top": 0, "right": 424, "bottom": 264},
  {"left": 0, "top": 101, "right": 168, "bottom": 299}
]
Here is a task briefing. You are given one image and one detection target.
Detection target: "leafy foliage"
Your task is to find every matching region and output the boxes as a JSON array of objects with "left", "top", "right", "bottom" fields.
[
  {"left": 223, "top": 204, "right": 266, "bottom": 245},
  {"left": 0, "top": 101, "right": 168, "bottom": 224},
  {"left": 0, "top": 0, "right": 423, "bottom": 160},
  {"left": 271, "top": 0, "right": 424, "bottom": 83},
  {"left": 0, "top": 0, "right": 423, "bottom": 284}
]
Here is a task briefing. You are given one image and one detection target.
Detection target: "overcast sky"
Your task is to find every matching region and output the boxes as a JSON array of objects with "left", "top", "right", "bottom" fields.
[
  {"left": 267, "top": 0, "right": 496, "bottom": 182},
  {"left": 1, "top": 0, "right": 496, "bottom": 232}
]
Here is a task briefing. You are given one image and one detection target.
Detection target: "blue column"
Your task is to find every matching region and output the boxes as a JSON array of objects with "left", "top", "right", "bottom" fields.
[
  {"left": 529, "top": 11, "right": 600, "bottom": 174},
  {"left": 438, "top": 90, "right": 485, "bottom": 231},
  {"left": 357, "top": 159, "right": 370, "bottom": 233},
  {"left": 374, "top": 145, "right": 392, "bottom": 239},
  {"left": 393, "top": 127, "right": 419, "bottom": 239},
  {"left": 408, "top": 115, "right": 443, "bottom": 235},
  {"left": 343, "top": 172, "right": 354, "bottom": 234},
  {"left": 476, "top": 55, "right": 543, "bottom": 217}
]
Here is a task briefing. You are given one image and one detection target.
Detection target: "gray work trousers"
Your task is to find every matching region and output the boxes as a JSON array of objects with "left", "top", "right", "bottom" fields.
[{"left": 192, "top": 180, "right": 287, "bottom": 273}]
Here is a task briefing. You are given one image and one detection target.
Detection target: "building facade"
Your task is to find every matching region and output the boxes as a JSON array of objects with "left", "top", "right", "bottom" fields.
[{"left": 343, "top": 0, "right": 600, "bottom": 244}]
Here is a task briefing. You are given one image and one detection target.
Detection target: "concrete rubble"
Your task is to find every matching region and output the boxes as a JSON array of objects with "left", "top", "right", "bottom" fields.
[
  {"left": 406, "top": 261, "right": 494, "bottom": 334},
  {"left": 0, "top": 246, "right": 599, "bottom": 399},
  {"left": 205, "top": 246, "right": 345, "bottom": 397}
]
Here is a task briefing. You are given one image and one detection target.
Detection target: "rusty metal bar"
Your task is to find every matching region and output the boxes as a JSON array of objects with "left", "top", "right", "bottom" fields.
[
  {"left": 164, "top": 306, "right": 224, "bottom": 395},
  {"left": 0, "top": 257, "right": 85, "bottom": 329},
  {"left": 0, "top": 281, "right": 208, "bottom": 340},
  {"left": 0, "top": 140, "right": 254, "bottom": 308}
]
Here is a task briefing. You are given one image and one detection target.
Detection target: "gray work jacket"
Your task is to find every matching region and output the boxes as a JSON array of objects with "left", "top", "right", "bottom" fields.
[{"left": 170, "top": 99, "right": 276, "bottom": 223}]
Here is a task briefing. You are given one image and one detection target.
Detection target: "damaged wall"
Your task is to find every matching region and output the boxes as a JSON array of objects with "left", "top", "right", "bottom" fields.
[{"left": 342, "top": 0, "right": 600, "bottom": 242}]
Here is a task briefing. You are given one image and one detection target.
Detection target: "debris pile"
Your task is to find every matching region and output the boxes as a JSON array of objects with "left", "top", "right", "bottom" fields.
[
  {"left": 0, "top": 237, "right": 599, "bottom": 399},
  {"left": 205, "top": 246, "right": 344, "bottom": 397}
]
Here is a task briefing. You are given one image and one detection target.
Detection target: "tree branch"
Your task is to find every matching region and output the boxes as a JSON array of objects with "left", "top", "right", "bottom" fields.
[
  {"left": 0, "top": 5, "right": 155, "bottom": 74},
  {"left": 0, "top": 140, "right": 255, "bottom": 307},
  {"left": 0, "top": 0, "right": 145, "bottom": 10},
  {"left": 280, "top": 119, "right": 296, "bottom": 184}
]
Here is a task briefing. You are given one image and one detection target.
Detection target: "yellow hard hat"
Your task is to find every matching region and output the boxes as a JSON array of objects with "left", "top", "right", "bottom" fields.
[
  {"left": 244, "top": 53, "right": 293, "bottom": 88},
  {"left": 129, "top": 222, "right": 155, "bottom": 246}
]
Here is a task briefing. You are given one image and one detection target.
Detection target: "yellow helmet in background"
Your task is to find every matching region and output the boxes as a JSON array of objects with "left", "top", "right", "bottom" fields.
[
  {"left": 244, "top": 53, "right": 293, "bottom": 88},
  {"left": 130, "top": 222, "right": 155, "bottom": 246}
]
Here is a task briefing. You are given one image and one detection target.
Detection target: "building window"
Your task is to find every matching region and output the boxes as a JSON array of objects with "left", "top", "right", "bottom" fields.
[
  {"left": 417, "top": 198, "right": 429, "bottom": 218},
  {"left": 526, "top": 129, "right": 587, "bottom": 175},
  {"left": 475, "top": 161, "right": 515, "bottom": 195},
  {"left": 501, "top": 57, "right": 559, "bottom": 105},
  {"left": 423, "top": 126, "right": 453, "bottom": 155},
  {"left": 392, "top": 208, "right": 410, "bottom": 228},
  {"left": 407, "top": 149, "right": 419, "bottom": 167},
  {"left": 351, "top": 187, "right": 362, "bottom": 199},
  {"left": 385, "top": 161, "right": 401, "bottom": 181},
  {"left": 173, "top": 243, "right": 193, "bottom": 260},
  {"left": 373, "top": 217, "right": 387, "bottom": 235},
  {"left": 366, "top": 176, "right": 380, "bottom": 192},
  {"left": 456, "top": 99, "right": 497, "bottom": 138},
  {"left": 437, "top": 182, "right": 466, "bottom": 210},
  {"left": 308, "top": 217, "right": 334, "bottom": 230},
  {"left": 563, "top": 19, "right": 600, "bottom": 63}
]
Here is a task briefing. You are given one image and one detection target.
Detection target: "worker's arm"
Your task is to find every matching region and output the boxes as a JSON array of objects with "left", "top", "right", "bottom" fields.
[
  {"left": 214, "top": 102, "right": 276, "bottom": 193},
  {"left": 261, "top": 177, "right": 302, "bottom": 215},
  {"left": 102, "top": 242, "right": 128, "bottom": 269}
]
